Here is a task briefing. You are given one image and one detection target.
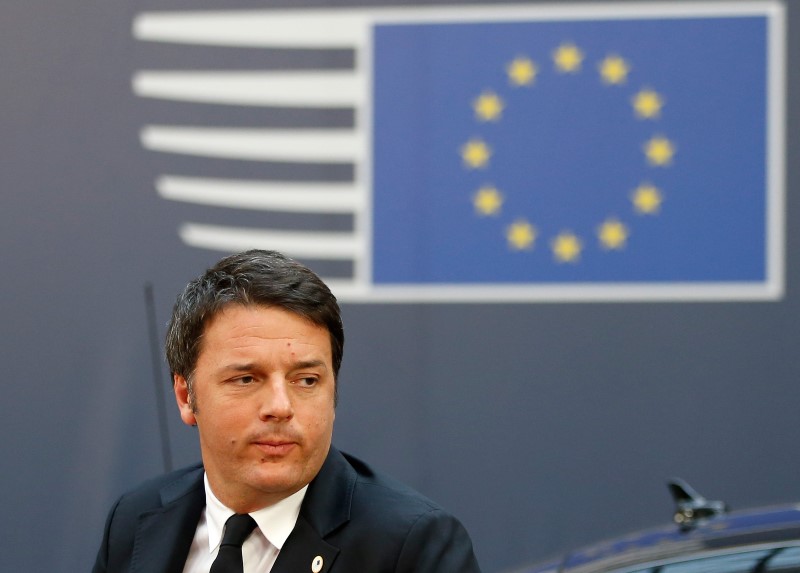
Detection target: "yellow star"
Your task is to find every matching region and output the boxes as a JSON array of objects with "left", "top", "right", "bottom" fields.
[
  {"left": 506, "top": 220, "right": 537, "bottom": 250},
  {"left": 632, "top": 89, "right": 664, "bottom": 119},
  {"left": 551, "top": 232, "right": 582, "bottom": 263},
  {"left": 473, "top": 91, "right": 504, "bottom": 122},
  {"left": 632, "top": 183, "right": 663, "bottom": 214},
  {"left": 553, "top": 43, "right": 583, "bottom": 73},
  {"left": 598, "top": 218, "right": 629, "bottom": 250},
  {"left": 507, "top": 56, "right": 538, "bottom": 86},
  {"left": 599, "top": 55, "right": 630, "bottom": 85},
  {"left": 460, "top": 138, "right": 491, "bottom": 169},
  {"left": 644, "top": 135, "right": 676, "bottom": 166},
  {"left": 473, "top": 185, "right": 503, "bottom": 216}
]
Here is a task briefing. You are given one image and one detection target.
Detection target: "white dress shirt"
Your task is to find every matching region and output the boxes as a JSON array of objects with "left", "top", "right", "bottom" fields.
[{"left": 182, "top": 473, "right": 307, "bottom": 573}]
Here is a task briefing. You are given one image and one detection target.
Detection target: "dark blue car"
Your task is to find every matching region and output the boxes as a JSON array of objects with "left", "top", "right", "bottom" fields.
[{"left": 511, "top": 479, "right": 800, "bottom": 573}]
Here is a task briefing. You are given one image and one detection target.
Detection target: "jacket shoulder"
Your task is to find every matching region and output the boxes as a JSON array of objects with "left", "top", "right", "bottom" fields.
[
  {"left": 320, "top": 451, "right": 482, "bottom": 572},
  {"left": 114, "top": 463, "right": 204, "bottom": 516},
  {"left": 92, "top": 463, "right": 205, "bottom": 573},
  {"left": 344, "top": 452, "right": 442, "bottom": 516}
]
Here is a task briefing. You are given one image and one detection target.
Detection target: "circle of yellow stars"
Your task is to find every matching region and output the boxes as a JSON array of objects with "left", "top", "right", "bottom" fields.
[{"left": 460, "top": 41, "right": 675, "bottom": 263}]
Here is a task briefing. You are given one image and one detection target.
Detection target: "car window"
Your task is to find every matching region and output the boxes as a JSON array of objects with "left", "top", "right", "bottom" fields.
[
  {"left": 659, "top": 549, "right": 774, "bottom": 573},
  {"left": 762, "top": 547, "right": 800, "bottom": 573},
  {"left": 622, "top": 546, "right": 800, "bottom": 573}
]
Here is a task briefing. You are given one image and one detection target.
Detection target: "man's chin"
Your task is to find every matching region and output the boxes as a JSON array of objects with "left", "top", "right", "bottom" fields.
[{"left": 244, "top": 468, "right": 304, "bottom": 495}]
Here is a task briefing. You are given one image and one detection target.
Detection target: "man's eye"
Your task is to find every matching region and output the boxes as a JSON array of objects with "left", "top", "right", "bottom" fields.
[
  {"left": 237, "top": 375, "right": 255, "bottom": 384},
  {"left": 296, "top": 377, "right": 318, "bottom": 387}
]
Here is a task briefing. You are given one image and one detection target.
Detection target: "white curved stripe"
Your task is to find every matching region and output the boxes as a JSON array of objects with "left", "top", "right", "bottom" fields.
[
  {"left": 329, "top": 282, "right": 782, "bottom": 303},
  {"left": 180, "top": 223, "right": 361, "bottom": 259},
  {"left": 133, "top": 5, "right": 776, "bottom": 50},
  {"left": 157, "top": 176, "right": 363, "bottom": 213},
  {"left": 133, "top": 71, "right": 363, "bottom": 107},
  {"left": 141, "top": 126, "right": 362, "bottom": 162},
  {"left": 133, "top": 11, "right": 368, "bottom": 48}
]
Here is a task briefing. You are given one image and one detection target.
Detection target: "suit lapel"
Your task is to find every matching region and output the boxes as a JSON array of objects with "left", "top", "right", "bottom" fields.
[
  {"left": 130, "top": 466, "right": 205, "bottom": 573},
  {"left": 271, "top": 514, "right": 340, "bottom": 573},
  {"left": 272, "top": 447, "right": 356, "bottom": 573}
]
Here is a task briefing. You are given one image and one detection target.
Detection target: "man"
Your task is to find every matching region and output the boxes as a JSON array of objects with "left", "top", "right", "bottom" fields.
[{"left": 93, "top": 249, "right": 482, "bottom": 573}]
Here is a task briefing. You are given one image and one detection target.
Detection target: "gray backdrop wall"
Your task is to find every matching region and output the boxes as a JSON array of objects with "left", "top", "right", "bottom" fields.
[{"left": 1, "top": 1, "right": 797, "bottom": 571}]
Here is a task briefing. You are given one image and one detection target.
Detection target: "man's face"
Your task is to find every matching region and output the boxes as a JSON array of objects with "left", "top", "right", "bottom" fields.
[{"left": 173, "top": 304, "right": 336, "bottom": 512}]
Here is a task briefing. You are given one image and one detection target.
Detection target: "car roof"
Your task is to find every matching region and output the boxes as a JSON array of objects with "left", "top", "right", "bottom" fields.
[{"left": 514, "top": 494, "right": 800, "bottom": 573}]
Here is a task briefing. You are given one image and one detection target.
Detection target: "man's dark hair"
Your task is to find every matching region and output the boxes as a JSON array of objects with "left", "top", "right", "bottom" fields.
[{"left": 165, "top": 249, "right": 344, "bottom": 401}]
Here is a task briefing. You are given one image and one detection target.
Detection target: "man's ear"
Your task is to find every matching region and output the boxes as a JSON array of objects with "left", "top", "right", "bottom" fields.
[{"left": 173, "top": 374, "right": 197, "bottom": 426}]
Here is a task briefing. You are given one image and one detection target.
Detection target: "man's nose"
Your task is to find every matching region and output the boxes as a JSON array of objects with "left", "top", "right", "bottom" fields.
[{"left": 258, "top": 379, "right": 294, "bottom": 421}]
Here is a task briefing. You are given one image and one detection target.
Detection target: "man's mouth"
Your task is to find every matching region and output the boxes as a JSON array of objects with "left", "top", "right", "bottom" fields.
[{"left": 252, "top": 440, "right": 297, "bottom": 456}]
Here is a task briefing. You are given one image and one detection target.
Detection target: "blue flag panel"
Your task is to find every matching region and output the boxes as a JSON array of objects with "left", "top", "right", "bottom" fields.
[{"left": 372, "top": 14, "right": 772, "bottom": 286}]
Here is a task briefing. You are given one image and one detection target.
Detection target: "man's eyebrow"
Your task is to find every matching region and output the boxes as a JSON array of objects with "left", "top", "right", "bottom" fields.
[
  {"left": 217, "top": 360, "right": 328, "bottom": 372},
  {"left": 218, "top": 363, "right": 257, "bottom": 373},
  {"left": 291, "top": 359, "right": 328, "bottom": 372}
]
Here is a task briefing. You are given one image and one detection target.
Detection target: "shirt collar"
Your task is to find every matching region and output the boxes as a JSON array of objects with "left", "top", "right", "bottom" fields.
[{"left": 203, "top": 473, "right": 308, "bottom": 553}]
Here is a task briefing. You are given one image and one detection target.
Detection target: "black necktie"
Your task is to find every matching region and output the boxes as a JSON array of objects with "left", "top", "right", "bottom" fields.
[{"left": 210, "top": 513, "right": 258, "bottom": 573}]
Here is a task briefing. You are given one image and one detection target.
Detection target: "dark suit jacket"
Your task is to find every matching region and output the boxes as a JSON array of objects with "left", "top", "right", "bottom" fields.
[{"left": 93, "top": 447, "right": 482, "bottom": 572}]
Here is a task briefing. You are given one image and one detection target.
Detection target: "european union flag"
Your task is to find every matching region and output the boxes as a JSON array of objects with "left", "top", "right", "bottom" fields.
[{"left": 371, "top": 7, "right": 783, "bottom": 300}]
